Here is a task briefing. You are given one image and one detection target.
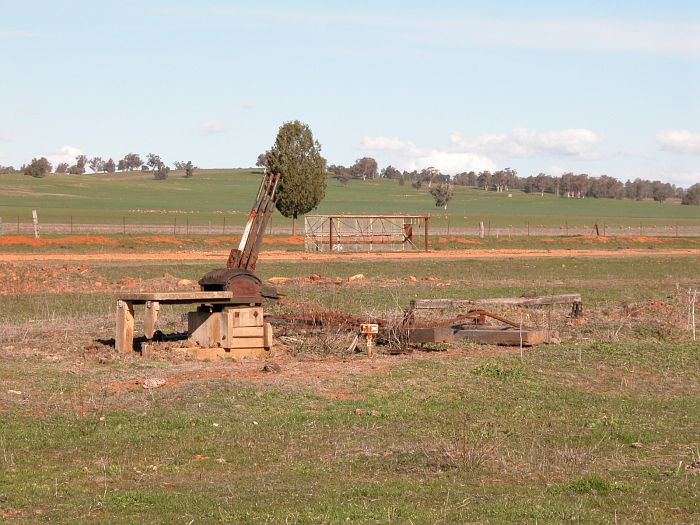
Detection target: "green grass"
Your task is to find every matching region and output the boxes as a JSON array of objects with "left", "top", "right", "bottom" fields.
[
  {"left": 1, "top": 343, "right": 698, "bottom": 523},
  {"left": 1, "top": 169, "right": 698, "bottom": 230},
  {"left": 1, "top": 255, "right": 699, "bottom": 523}
]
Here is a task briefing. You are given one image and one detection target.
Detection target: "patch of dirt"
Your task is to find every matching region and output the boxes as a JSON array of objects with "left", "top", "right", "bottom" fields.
[
  {"left": 94, "top": 353, "right": 404, "bottom": 396},
  {"left": 0, "top": 262, "right": 197, "bottom": 295},
  {"left": 0, "top": 235, "right": 119, "bottom": 247},
  {"left": 4, "top": 247, "right": 699, "bottom": 264}
]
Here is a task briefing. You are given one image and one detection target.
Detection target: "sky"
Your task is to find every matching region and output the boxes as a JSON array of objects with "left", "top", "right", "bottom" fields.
[{"left": 1, "top": 0, "right": 700, "bottom": 187}]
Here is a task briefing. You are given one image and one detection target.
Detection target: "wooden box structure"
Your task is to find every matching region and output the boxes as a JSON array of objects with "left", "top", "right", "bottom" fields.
[
  {"left": 188, "top": 307, "right": 272, "bottom": 353},
  {"left": 115, "top": 292, "right": 273, "bottom": 360}
]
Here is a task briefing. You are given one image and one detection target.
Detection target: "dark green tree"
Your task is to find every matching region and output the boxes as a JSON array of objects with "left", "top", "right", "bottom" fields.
[
  {"left": 24, "top": 157, "right": 52, "bottom": 178},
  {"left": 430, "top": 184, "right": 454, "bottom": 209},
  {"left": 267, "top": 120, "right": 326, "bottom": 235},
  {"left": 174, "top": 160, "right": 196, "bottom": 178},
  {"left": 255, "top": 151, "right": 270, "bottom": 170},
  {"left": 682, "top": 183, "right": 700, "bottom": 205},
  {"left": 104, "top": 158, "right": 116, "bottom": 173}
]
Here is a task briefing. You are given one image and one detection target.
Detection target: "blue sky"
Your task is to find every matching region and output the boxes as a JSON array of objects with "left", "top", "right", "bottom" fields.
[{"left": 1, "top": 1, "right": 699, "bottom": 187}]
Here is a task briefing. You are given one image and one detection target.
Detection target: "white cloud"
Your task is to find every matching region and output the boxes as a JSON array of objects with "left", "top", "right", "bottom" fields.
[
  {"left": 360, "top": 136, "right": 495, "bottom": 173},
  {"left": 450, "top": 128, "right": 602, "bottom": 158},
  {"left": 360, "top": 127, "right": 602, "bottom": 175},
  {"left": 241, "top": 102, "right": 255, "bottom": 110},
  {"left": 200, "top": 119, "right": 225, "bottom": 135},
  {"left": 657, "top": 130, "right": 700, "bottom": 155},
  {"left": 0, "top": 132, "right": 13, "bottom": 142},
  {"left": 45, "top": 145, "right": 84, "bottom": 166},
  {"left": 657, "top": 171, "right": 700, "bottom": 188}
]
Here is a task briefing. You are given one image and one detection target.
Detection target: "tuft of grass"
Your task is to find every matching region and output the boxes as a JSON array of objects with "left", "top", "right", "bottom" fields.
[
  {"left": 472, "top": 362, "right": 525, "bottom": 379},
  {"left": 564, "top": 474, "right": 626, "bottom": 496}
]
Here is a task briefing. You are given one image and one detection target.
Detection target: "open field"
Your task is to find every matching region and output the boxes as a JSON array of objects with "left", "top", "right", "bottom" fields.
[
  {"left": 2, "top": 170, "right": 699, "bottom": 234},
  {"left": 1, "top": 246, "right": 699, "bottom": 523}
]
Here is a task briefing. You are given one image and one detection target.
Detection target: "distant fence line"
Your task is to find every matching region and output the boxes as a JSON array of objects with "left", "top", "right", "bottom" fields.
[{"left": 1, "top": 218, "right": 699, "bottom": 237}]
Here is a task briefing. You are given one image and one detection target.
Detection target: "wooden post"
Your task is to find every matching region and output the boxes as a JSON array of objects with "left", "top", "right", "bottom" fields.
[
  {"left": 424, "top": 217, "right": 429, "bottom": 251},
  {"left": 479, "top": 221, "right": 484, "bottom": 239},
  {"left": 222, "top": 216, "right": 226, "bottom": 234},
  {"left": 17, "top": 216, "right": 19, "bottom": 233},
  {"left": 70, "top": 216, "right": 73, "bottom": 234},
  {"left": 122, "top": 216, "right": 126, "bottom": 234},
  {"left": 115, "top": 300, "right": 135, "bottom": 353},
  {"left": 565, "top": 221, "right": 568, "bottom": 236},
  {"left": 527, "top": 221, "right": 530, "bottom": 238},
  {"left": 328, "top": 217, "right": 333, "bottom": 252},
  {"left": 186, "top": 217, "right": 189, "bottom": 235},
  {"left": 32, "top": 210, "right": 39, "bottom": 239},
  {"left": 173, "top": 217, "right": 177, "bottom": 235},
  {"left": 144, "top": 301, "right": 160, "bottom": 340}
]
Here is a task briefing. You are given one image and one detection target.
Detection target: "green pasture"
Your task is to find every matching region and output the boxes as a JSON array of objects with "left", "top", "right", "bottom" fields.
[
  {"left": 1, "top": 254, "right": 699, "bottom": 523},
  {"left": 1, "top": 169, "right": 698, "bottom": 230}
]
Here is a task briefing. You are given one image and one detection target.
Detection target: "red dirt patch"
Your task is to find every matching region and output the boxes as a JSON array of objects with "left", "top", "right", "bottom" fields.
[{"left": 0, "top": 235, "right": 119, "bottom": 247}]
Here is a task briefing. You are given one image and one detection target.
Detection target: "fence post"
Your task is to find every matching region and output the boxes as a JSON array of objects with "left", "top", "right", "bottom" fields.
[
  {"left": 173, "top": 217, "right": 177, "bottom": 235},
  {"left": 565, "top": 221, "right": 568, "bottom": 236},
  {"left": 122, "top": 216, "right": 126, "bottom": 235},
  {"left": 479, "top": 221, "right": 484, "bottom": 239},
  {"left": 527, "top": 221, "right": 530, "bottom": 238},
  {"left": 17, "top": 216, "right": 19, "bottom": 234},
  {"left": 32, "top": 210, "right": 39, "bottom": 239},
  {"left": 223, "top": 217, "right": 226, "bottom": 234},
  {"left": 70, "top": 215, "right": 73, "bottom": 234},
  {"left": 186, "top": 217, "right": 189, "bottom": 235}
]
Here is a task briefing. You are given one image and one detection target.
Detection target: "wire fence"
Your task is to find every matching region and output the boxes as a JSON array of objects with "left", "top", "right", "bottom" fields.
[{"left": 0, "top": 215, "right": 699, "bottom": 237}]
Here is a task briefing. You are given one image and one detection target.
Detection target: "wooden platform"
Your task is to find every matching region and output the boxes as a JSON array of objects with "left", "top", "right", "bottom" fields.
[{"left": 115, "top": 291, "right": 260, "bottom": 353}]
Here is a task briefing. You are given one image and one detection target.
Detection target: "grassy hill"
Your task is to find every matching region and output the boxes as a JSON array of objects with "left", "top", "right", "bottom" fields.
[{"left": 1, "top": 169, "right": 698, "bottom": 231}]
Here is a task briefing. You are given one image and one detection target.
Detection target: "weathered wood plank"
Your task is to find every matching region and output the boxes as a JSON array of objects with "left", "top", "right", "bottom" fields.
[
  {"left": 118, "top": 291, "right": 234, "bottom": 302},
  {"left": 115, "top": 300, "right": 135, "bottom": 353},
  {"left": 411, "top": 294, "right": 581, "bottom": 310},
  {"left": 144, "top": 301, "right": 160, "bottom": 340}
]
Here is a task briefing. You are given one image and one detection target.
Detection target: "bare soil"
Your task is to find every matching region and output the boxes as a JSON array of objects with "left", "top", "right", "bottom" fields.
[{"left": 2, "top": 246, "right": 699, "bottom": 263}]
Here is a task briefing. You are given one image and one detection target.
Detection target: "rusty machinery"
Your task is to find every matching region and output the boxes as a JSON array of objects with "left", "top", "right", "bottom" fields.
[{"left": 199, "top": 171, "right": 281, "bottom": 304}]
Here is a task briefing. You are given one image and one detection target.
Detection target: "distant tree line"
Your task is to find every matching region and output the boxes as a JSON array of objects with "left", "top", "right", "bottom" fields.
[
  {"left": 317, "top": 157, "right": 700, "bottom": 206},
  {"left": 10, "top": 153, "right": 196, "bottom": 181}
]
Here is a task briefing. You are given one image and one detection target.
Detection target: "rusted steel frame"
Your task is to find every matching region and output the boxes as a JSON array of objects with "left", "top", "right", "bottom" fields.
[
  {"left": 227, "top": 172, "right": 281, "bottom": 270},
  {"left": 244, "top": 173, "right": 281, "bottom": 270}
]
